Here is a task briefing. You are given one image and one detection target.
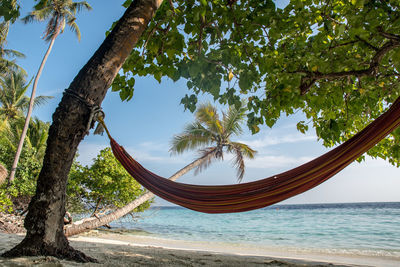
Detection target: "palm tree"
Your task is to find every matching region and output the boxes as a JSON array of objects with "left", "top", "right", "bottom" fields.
[
  {"left": 0, "top": 70, "right": 51, "bottom": 135},
  {"left": 26, "top": 118, "right": 50, "bottom": 162},
  {"left": 64, "top": 102, "right": 256, "bottom": 237},
  {"left": 8, "top": 0, "right": 92, "bottom": 182},
  {"left": 0, "top": 21, "right": 25, "bottom": 77},
  {"left": 171, "top": 102, "right": 257, "bottom": 181}
]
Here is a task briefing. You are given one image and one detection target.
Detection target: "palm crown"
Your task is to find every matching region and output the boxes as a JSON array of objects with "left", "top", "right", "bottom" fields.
[
  {"left": 0, "top": 70, "right": 52, "bottom": 134},
  {"left": 22, "top": 0, "right": 92, "bottom": 42},
  {"left": 170, "top": 102, "right": 256, "bottom": 182},
  {"left": 0, "top": 21, "right": 25, "bottom": 76}
]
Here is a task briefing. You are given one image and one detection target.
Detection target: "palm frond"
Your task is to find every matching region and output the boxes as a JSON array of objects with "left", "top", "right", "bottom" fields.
[
  {"left": 222, "top": 101, "right": 247, "bottom": 138},
  {"left": 21, "top": 14, "right": 38, "bottom": 24},
  {"left": 195, "top": 103, "right": 223, "bottom": 134},
  {"left": 0, "top": 69, "right": 51, "bottom": 119},
  {"left": 0, "top": 116, "right": 11, "bottom": 135},
  {"left": 228, "top": 143, "right": 246, "bottom": 182},
  {"left": 228, "top": 142, "right": 257, "bottom": 159},
  {"left": 227, "top": 142, "right": 257, "bottom": 182},
  {"left": 170, "top": 121, "right": 215, "bottom": 154},
  {"left": 0, "top": 58, "right": 19, "bottom": 76},
  {"left": 22, "top": 6, "right": 53, "bottom": 23},
  {"left": 170, "top": 134, "right": 213, "bottom": 154},
  {"left": 32, "top": 95, "right": 54, "bottom": 107},
  {"left": 71, "top": 2, "right": 92, "bottom": 13},
  {"left": 27, "top": 117, "right": 49, "bottom": 160},
  {"left": 1, "top": 48, "right": 25, "bottom": 59},
  {"left": 183, "top": 121, "right": 213, "bottom": 138},
  {"left": 193, "top": 147, "right": 219, "bottom": 176},
  {"left": 68, "top": 20, "right": 81, "bottom": 41}
]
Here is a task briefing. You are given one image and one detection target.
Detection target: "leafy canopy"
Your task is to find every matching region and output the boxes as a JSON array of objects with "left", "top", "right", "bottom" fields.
[{"left": 114, "top": 0, "right": 400, "bottom": 166}]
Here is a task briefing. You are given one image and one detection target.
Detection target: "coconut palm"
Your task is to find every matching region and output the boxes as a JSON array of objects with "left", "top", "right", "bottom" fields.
[
  {"left": 25, "top": 118, "right": 50, "bottom": 162},
  {"left": 171, "top": 102, "right": 257, "bottom": 181},
  {"left": 0, "top": 70, "right": 51, "bottom": 135},
  {"left": 1, "top": 116, "right": 50, "bottom": 163},
  {"left": 64, "top": 102, "right": 257, "bottom": 237},
  {"left": 0, "top": 21, "right": 25, "bottom": 76},
  {"left": 8, "top": 0, "right": 92, "bottom": 182}
]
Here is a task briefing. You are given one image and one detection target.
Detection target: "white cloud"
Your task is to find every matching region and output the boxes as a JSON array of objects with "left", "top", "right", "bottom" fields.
[
  {"left": 245, "top": 155, "right": 313, "bottom": 169},
  {"left": 138, "top": 141, "right": 169, "bottom": 152},
  {"left": 238, "top": 132, "right": 317, "bottom": 150},
  {"left": 125, "top": 147, "right": 187, "bottom": 165},
  {"left": 42, "top": 88, "right": 64, "bottom": 97},
  {"left": 77, "top": 139, "right": 187, "bottom": 165},
  {"left": 76, "top": 143, "right": 108, "bottom": 166}
]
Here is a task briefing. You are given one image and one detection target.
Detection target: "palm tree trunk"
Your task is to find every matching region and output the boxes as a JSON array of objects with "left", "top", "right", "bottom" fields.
[
  {"left": 2, "top": 0, "right": 164, "bottom": 262},
  {"left": 8, "top": 31, "right": 58, "bottom": 183},
  {"left": 64, "top": 150, "right": 216, "bottom": 237}
]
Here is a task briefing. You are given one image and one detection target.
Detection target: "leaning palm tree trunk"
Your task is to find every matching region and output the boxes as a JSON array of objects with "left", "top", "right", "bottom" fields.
[
  {"left": 64, "top": 150, "right": 216, "bottom": 237},
  {"left": 8, "top": 31, "right": 59, "bottom": 182}
]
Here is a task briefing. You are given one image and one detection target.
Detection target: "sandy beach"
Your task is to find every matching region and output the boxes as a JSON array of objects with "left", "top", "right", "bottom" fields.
[{"left": 0, "top": 231, "right": 398, "bottom": 266}]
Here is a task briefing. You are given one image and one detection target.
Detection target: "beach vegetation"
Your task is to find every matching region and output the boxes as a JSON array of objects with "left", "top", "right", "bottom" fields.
[
  {"left": 0, "top": 19, "right": 25, "bottom": 77},
  {"left": 66, "top": 147, "right": 151, "bottom": 216},
  {"left": 3, "top": 0, "right": 159, "bottom": 261},
  {"left": 0, "top": 70, "right": 51, "bottom": 135},
  {"left": 8, "top": 0, "right": 92, "bottom": 182},
  {"left": 0, "top": 121, "right": 50, "bottom": 213},
  {"left": 0, "top": 70, "right": 50, "bottom": 212}
]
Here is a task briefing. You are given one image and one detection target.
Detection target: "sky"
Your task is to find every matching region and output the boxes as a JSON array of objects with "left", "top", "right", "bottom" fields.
[{"left": 5, "top": 0, "right": 400, "bottom": 206}]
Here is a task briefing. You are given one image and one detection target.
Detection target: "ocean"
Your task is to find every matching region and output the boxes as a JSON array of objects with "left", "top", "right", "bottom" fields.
[{"left": 109, "top": 202, "right": 400, "bottom": 259}]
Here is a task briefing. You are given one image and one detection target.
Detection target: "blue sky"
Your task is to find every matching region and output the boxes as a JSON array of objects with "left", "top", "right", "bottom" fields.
[{"left": 6, "top": 0, "right": 400, "bottom": 206}]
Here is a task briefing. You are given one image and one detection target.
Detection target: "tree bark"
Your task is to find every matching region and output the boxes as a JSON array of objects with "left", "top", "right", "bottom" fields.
[
  {"left": 64, "top": 151, "right": 216, "bottom": 237},
  {"left": 2, "top": 0, "right": 164, "bottom": 262},
  {"left": 8, "top": 29, "right": 59, "bottom": 183}
]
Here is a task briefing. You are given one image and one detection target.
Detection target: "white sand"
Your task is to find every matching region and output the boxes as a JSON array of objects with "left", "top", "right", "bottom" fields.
[{"left": 0, "top": 232, "right": 399, "bottom": 266}]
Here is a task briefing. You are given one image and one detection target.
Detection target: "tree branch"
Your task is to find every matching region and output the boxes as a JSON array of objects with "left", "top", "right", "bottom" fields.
[{"left": 297, "top": 40, "right": 400, "bottom": 94}]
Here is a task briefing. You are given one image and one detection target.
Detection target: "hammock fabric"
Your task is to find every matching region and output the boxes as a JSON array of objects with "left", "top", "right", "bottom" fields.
[{"left": 108, "top": 97, "right": 400, "bottom": 214}]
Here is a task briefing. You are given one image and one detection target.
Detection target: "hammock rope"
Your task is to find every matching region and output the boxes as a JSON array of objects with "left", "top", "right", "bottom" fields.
[{"left": 100, "top": 97, "right": 400, "bottom": 213}]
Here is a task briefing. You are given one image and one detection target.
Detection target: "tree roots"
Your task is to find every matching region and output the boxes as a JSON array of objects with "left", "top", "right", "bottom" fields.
[{"left": 1, "top": 239, "right": 98, "bottom": 263}]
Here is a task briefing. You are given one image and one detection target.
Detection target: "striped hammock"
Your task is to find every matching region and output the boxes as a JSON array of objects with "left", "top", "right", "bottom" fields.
[{"left": 107, "top": 97, "right": 400, "bottom": 213}]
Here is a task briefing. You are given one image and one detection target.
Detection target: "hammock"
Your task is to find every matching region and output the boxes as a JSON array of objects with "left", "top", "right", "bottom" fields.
[{"left": 104, "top": 97, "right": 400, "bottom": 214}]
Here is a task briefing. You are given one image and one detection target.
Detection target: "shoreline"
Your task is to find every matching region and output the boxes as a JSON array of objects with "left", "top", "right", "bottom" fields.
[{"left": 1, "top": 232, "right": 399, "bottom": 266}]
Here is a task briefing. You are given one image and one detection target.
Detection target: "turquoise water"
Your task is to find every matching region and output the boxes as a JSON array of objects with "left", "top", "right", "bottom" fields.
[{"left": 110, "top": 202, "right": 400, "bottom": 257}]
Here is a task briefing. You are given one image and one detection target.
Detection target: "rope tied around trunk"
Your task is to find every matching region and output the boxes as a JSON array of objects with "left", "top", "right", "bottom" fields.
[{"left": 63, "top": 88, "right": 104, "bottom": 135}]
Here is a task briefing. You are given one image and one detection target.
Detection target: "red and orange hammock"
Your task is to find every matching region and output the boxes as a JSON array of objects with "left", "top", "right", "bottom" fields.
[{"left": 101, "top": 97, "right": 400, "bottom": 214}]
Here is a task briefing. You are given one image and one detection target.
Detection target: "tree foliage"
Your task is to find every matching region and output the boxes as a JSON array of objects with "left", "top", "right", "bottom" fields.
[
  {"left": 114, "top": 0, "right": 400, "bottom": 166},
  {"left": 67, "top": 148, "right": 151, "bottom": 215},
  {"left": 0, "top": 20, "right": 25, "bottom": 77},
  {"left": 0, "top": 144, "right": 42, "bottom": 212},
  {"left": 0, "top": 0, "right": 20, "bottom": 23},
  {"left": 0, "top": 70, "right": 52, "bottom": 137}
]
